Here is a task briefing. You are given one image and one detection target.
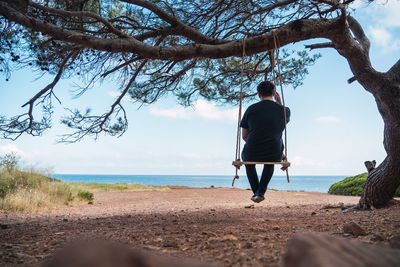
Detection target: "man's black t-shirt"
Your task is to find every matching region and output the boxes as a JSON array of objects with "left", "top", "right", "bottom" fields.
[{"left": 240, "top": 100, "right": 290, "bottom": 162}]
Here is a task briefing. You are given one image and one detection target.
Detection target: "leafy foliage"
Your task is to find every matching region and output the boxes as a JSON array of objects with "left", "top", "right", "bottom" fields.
[
  {"left": 328, "top": 173, "right": 400, "bottom": 197},
  {"left": 0, "top": 0, "right": 333, "bottom": 141}
]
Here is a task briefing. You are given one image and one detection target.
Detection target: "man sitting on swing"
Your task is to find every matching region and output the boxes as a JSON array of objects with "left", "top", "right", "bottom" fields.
[{"left": 240, "top": 81, "right": 290, "bottom": 203}]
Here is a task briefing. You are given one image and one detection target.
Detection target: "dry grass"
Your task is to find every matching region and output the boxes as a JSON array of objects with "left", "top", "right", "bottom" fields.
[
  {"left": 68, "top": 182, "right": 170, "bottom": 192},
  {"left": 0, "top": 153, "right": 168, "bottom": 211},
  {"left": 0, "top": 171, "right": 169, "bottom": 212},
  {"left": 0, "top": 170, "right": 74, "bottom": 212}
]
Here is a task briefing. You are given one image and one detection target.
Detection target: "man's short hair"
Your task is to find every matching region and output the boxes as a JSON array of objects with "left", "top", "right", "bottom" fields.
[{"left": 257, "top": 81, "right": 275, "bottom": 97}]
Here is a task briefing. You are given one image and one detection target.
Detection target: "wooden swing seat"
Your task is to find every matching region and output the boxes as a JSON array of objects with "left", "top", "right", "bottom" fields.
[
  {"left": 232, "top": 160, "right": 290, "bottom": 169},
  {"left": 232, "top": 160, "right": 290, "bottom": 167}
]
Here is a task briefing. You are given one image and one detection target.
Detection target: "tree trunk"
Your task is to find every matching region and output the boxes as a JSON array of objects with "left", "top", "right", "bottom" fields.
[{"left": 359, "top": 61, "right": 400, "bottom": 208}]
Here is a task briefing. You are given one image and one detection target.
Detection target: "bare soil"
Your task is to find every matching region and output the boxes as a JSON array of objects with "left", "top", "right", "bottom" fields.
[{"left": 1, "top": 188, "right": 399, "bottom": 266}]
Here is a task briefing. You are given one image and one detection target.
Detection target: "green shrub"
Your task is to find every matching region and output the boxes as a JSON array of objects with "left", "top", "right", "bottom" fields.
[
  {"left": 67, "top": 192, "right": 75, "bottom": 202},
  {"left": 77, "top": 191, "right": 94, "bottom": 202},
  {"left": 329, "top": 173, "right": 400, "bottom": 197}
]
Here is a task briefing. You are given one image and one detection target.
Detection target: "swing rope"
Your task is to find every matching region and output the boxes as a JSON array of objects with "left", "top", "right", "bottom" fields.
[
  {"left": 271, "top": 30, "right": 288, "bottom": 161},
  {"left": 233, "top": 38, "right": 247, "bottom": 185},
  {"left": 232, "top": 32, "right": 290, "bottom": 187}
]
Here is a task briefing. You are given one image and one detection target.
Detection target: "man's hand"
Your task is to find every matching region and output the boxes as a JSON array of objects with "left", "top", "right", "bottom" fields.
[{"left": 273, "top": 91, "right": 282, "bottom": 105}]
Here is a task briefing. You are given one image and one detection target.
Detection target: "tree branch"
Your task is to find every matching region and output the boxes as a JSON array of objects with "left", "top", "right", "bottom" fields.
[
  {"left": 0, "top": 2, "right": 345, "bottom": 60},
  {"left": 59, "top": 57, "right": 148, "bottom": 143},
  {"left": 17, "top": 50, "right": 78, "bottom": 132},
  {"left": 305, "top": 42, "right": 335, "bottom": 50},
  {"left": 30, "top": 2, "right": 132, "bottom": 39},
  {"left": 388, "top": 59, "right": 400, "bottom": 81},
  {"left": 347, "top": 16, "right": 370, "bottom": 52},
  {"left": 121, "top": 0, "right": 224, "bottom": 44}
]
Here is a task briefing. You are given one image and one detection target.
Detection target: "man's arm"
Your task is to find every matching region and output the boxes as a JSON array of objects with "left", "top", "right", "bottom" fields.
[
  {"left": 242, "top": 128, "right": 248, "bottom": 141},
  {"left": 273, "top": 91, "right": 282, "bottom": 105}
]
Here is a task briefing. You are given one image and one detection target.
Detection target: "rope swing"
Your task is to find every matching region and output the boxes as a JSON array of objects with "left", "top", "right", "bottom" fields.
[{"left": 232, "top": 32, "right": 290, "bottom": 186}]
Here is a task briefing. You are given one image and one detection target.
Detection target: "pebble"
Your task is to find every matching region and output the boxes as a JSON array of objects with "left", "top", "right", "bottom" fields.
[
  {"left": 389, "top": 235, "right": 400, "bottom": 249},
  {"left": 343, "top": 221, "right": 366, "bottom": 237},
  {"left": 370, "top": 234, "right": 385, "bottom": 242}
]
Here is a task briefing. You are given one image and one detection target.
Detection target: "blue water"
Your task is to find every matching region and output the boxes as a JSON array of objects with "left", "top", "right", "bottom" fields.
[{"left": 51, "top": 174, "right": 346, "bottom": 193}]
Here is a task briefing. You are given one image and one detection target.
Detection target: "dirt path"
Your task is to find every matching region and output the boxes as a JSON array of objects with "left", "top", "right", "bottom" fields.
[{"left": 1, "top": 188, "right": 399, "bottom": 266}]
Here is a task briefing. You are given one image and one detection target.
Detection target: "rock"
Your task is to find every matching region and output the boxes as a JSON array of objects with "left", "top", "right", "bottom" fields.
[
  {"left": 208, "top": 234, "right": 238, "bottom": 242},
  {"left": 389, "top": 235, "right": 400, "bottom": 249},
  {"left": 272, "top": 226, "right": 280, "bottom": 230},
  {"left": 244, "top": 242, "right": 253, "bottom": 249},
  {"left": 343, "top": 221, "right": 366, "bottom": 236},
  {"left": 163, "top": 240, "right": 178, "bottom": 248},
  {"left": 245, "top": 204, "right": 255, "bottom": 209},
  {"left": 42, "top": 240, "right": 213, "bottom": 267},
  {"left": 370, "top": 234, "right": 385, "bottom": 242},
  {"left": 54, "top": 232, "right": 65, "bottom": 236},
  {"left": 222, "top": 234, "right": 238, "bottom": 241},
  {"left": 311, "top": 212, "right": 316, "bottom": 216},
  {"left": 0, "top": 223, "right": 9, "bottom": 229},
  {"left": 280, "top": 232, "right": 400, "bottom": 267},
  {"left": 62, "top": 218, "right": 68, "bottom": 222}
]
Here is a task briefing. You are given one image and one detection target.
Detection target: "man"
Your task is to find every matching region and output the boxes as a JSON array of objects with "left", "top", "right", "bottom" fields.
[{"left": 240, "top": 81, "right": 290, "bottom": 203}]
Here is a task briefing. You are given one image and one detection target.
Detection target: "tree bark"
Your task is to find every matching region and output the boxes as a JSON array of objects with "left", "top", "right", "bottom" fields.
[
  {"left": 330, "top": 16, "right": 400, "bottom": 209},
  {"left": 358, "top": 63, "right": 400, "bottom": 208}
]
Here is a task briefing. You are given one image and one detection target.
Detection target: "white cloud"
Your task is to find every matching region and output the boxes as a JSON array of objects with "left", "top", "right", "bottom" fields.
[
  {"left": 292, "top": 156, "right": 322, "bottom": 167},
  {"left": 150, "top": 105, "right": 191, "bottom": 119},
  {"left": 374, "top": 0, "right": 400, "bottom": 28},
  {"left": 193, "top": 100, "right": 237, "bottom": 121},
  {"left": 349, "top": 0, "right": 367, "bottom": 10},
  {"left": 183, "top": 153, "right": 209, "bottom": 159},
  {"left": 354, "top": 0, "right": 400, "bottom": 51},
  {"left": 149, "top": 100, "right": 237, "bottom": 122},
  {"left": 107, "top": 91, "right": 134, "bottom": 103},
  {"left": 368, "top": 26, "right": 400, "bottom": 51},
  {"left": 0, "top": 144, "right": 27, "bottom": 157},
  {"left": 315, "top": 116, "right": 341, "bottom": 123}
]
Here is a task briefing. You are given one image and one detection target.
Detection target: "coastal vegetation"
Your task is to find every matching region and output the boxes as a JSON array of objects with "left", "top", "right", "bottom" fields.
[
  {"left": 329, "top": 173, "right": 400, "bottom": 197},
  {"left": 0, "top": 153, "right": 168, "bottom": 211}
]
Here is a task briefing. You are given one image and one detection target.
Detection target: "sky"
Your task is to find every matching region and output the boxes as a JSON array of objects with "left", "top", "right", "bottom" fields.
[{"left": 0, "top": 0, "right": 399, "bottom": 176}]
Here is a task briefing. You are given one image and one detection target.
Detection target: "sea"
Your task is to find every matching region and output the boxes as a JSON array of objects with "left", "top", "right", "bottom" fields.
[{"left": 50, "top": 174, "right": 347, "bottom": 193}]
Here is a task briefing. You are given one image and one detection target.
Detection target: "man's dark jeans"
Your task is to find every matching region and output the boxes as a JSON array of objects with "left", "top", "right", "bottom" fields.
[
  {"left": 244, "top": 164, "right": 274, "bottom": 196},
  {"left": 242, "top": 151, "right": 276, "bottom": 196}
]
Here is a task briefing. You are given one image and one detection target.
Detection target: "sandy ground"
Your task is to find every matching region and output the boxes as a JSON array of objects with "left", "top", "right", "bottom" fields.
[{"left": 1, "top": 188, "right": 399, "bottom": 266}]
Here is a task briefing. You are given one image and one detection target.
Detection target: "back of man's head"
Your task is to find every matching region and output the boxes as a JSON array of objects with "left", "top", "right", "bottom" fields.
[{"left": 257, "top": 81, "right": 275, "bottom": 97}]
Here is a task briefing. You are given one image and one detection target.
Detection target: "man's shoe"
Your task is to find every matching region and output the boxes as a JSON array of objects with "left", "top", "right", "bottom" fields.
[
  {"left": 253, "top": 195, "right": 265, "bottom": 203},
  {"left": 250, "top": 195, "right": 257, "bottom": 202}
]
